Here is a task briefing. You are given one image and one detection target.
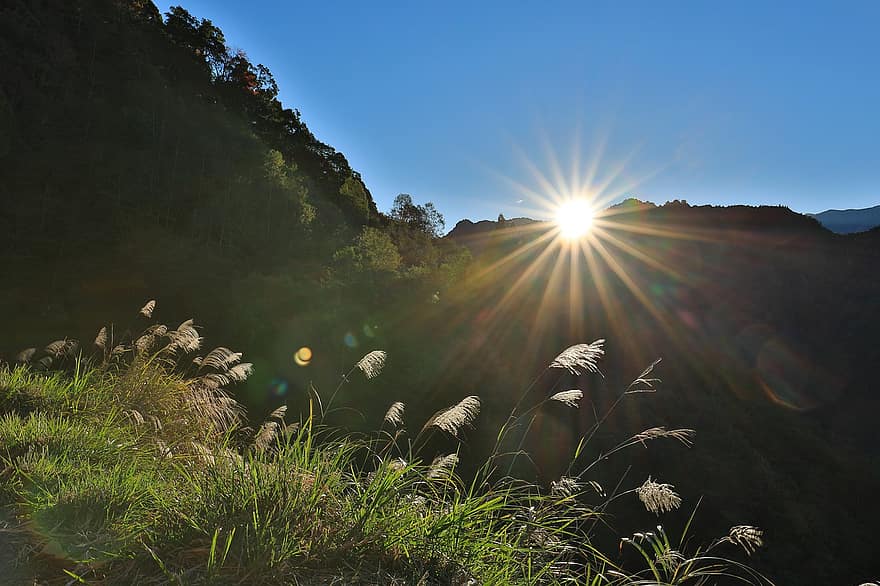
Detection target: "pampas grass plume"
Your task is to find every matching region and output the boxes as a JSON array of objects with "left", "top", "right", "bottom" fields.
[{"left": 550, "top": 340, "right": 605, "bottom": 375}]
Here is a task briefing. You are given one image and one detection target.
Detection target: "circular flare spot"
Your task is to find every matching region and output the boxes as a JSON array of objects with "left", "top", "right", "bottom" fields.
[{"left": 294, "top": 346, "right": 312, "bottom": 367}]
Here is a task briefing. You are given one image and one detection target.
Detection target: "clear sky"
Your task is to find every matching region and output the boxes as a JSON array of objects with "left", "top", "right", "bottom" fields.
[{"left": 158, "top": 1, "right": 880, "bottom": 226}]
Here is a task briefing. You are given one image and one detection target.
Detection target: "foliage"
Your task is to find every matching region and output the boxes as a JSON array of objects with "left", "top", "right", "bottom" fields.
[{"left": 390, "top": 193, "right": 446, "bottom": 238}]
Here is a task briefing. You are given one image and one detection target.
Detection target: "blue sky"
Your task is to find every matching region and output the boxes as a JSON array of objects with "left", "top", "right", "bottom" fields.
[{"left": 158, "top": 1, "right": 880, "bottom": 225}]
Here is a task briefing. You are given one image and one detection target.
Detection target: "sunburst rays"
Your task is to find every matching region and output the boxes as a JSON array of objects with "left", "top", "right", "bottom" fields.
[{"left": 463, "top": 139, "right": 722, "bottom": 359}]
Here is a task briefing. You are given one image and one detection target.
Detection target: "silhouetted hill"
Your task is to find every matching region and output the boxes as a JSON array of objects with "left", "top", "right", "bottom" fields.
[{"left": 809, "top": 203, "right": 880, "bottom": 234}]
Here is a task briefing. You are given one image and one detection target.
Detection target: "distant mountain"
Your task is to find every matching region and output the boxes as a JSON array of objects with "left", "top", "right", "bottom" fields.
[{"left": 809, "top": 204, "right": 880, "bottom": 234}]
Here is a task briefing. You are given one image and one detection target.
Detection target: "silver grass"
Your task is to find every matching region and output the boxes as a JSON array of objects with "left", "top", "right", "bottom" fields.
[
  {"left": 727, "top": 525, "right": 764, "bottom": 555},
  {"left": 184, "top": 383, "right": 245, "bottom": 432},
  {"left": 192, "top": 356, "right": 203, "bottom": 366},
  {"left": 145, "top": 324, "right": 168, "bottom": 337},
  {"left": 254, "top": 421, "right": 280, "bottom": 453},
  {"left": 111, "top": 344, "right": 127, "bottom": 356},
  {"left": 356, "top": 350, "right": 387, "bottom": 379},
  {"left": 384, "top": 401, "right": 405, "bottom": 427},
  {"left": 268, "top": 405, "right": 287, "bottom": 421},
  {"left": 389, "top": 457, "right": 407, "bottom": 472},
  {"left": 94, "top": 327, "right": 108, "bottom": 350},
  {"left": 140, "top": 299, "right": 156, "bottom": 318},
  {"left": 44, "top": 339, "right": 71, "bottom": 357},
  {"left": 38, "top": 356, "right": 52, "bottom": 368},
  {"left": 225, "top": 362, "right": 253, "bottom": 383},
  {"left": 626, "top": 358, "right": 663, "bottom": 394},
  {"left": 135, "top": 334, "right": 156, "bottom": 355},
  {"left": 202, "top": 373, "right": 227, "bottom": 388},
  {"left": 633, "top": 427, "right": 695, "bottom": 448},
  {"left": 200, "top": 347, "right": 242, "bottom": 372},
  {"left": 168, "top": 320, "right": 201, "bottom": 354},
  {"left": 424, "top": 395, "right": 481, "bottom": 438},
  {"left": 428, "top": 453, "right": 459, "bottom": 479},
  {"left": 636, "top": 477, "right": 682, "bottom": 514},
  {"left": 549, "top": 389, "right": 583, "bottom": 408},
  {"left": 15, "top": 348, "right": 36, "bottom": 363},
  {"left": 551, "top": 476, "right": 581, "bottom": 498},
  {"left": 549, "top": 339, "right": 605, "bottom": 375}
]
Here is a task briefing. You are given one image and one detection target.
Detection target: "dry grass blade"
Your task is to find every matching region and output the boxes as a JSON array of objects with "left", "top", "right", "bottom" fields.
[
  {"left": 422, "top": 395, "right": 481, "bottom": 438},
  {"left": 384, "top": 401, "right": 405, "bottom": 427},
  {"left": 587, "top": 480, "right": 606, "bottom": 498},
  {"left": 94, "top": 327, "right": 108, "bottom": 350},
  {"left": 356, "top": 350, "right": 387, "bottom": 379},
  {"left": 124, "top": 409, "right": 146, "bottom": 426},
  {"left": 140, "top": 299, "right": 156, "bottom": 318},
  {"left": 549, "top": 389, "right": 583, "bottom": 408},
  {"left": 636, "top": 477, "right": 682, "bottom": 514},
  {"left": 727, "top": 525, "right": 764, "bottom": 555},
  {"left": 15, "top": 348, "right": 36, "bottom": 363},
  {"left": 632, "top": 427, "right": 695, "bottom": 447},
  {"left": 200, "top": 347, "right": 242, "bottom": 372},
  {"left": 428, "top": 454, "right": 459, "bottom": 479},
  {"left": 549, "top": 339, "right": 605, "bottom": 375}
]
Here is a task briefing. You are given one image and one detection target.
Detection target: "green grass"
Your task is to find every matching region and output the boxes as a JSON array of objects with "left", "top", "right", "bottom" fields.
[{"left": 0, "top": 312, "right": 772, "bottom": 584}]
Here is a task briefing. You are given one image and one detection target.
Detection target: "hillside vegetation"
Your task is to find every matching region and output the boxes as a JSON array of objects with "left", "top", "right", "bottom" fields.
[
  {"left": 0, "top": 308, "right": 769, "bottom": 584},
  {"left": 2, "top": 1, "right": 880, "bottom": 584}
]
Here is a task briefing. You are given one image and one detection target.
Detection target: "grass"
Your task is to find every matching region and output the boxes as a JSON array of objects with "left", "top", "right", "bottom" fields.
[{"left": 0, "top": 305, "right": 773, "bottom": 584}]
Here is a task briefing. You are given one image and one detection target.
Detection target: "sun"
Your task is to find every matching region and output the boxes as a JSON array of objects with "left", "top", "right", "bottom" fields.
[{"left": 555, "top": 198, "right": 595, "bottom": 240}]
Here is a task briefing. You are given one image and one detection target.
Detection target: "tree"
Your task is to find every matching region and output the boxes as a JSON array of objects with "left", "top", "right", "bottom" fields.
[
  {"left": 390, "top": 194, "right": 445, "bottom": 238},
  {"left": 333, "top": 227, "right": 401, "bottom": 274}
]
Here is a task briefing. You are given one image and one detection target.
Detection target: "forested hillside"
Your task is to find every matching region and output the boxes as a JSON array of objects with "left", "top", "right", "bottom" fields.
[{"left": 0, "top": 0, "right": 469, "bottom": 378}]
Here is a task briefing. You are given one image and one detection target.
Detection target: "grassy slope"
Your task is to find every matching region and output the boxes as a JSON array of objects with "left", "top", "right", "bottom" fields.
[{"left": 0, "top": 313, "right": 769, "bottom": 585}]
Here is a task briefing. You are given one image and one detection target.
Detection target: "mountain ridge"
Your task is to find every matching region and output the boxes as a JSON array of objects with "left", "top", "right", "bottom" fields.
[{"left": 808, "top": 203, "right": 880, "bottom": 234}]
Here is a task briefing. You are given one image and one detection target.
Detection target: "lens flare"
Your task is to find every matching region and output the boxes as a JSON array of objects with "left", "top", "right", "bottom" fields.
[
  {"left": 294, "top": 346, "right": 312, "bottom": 366},
  {"left": 269, "top": 377, "right": 289, "bottom": 396}
]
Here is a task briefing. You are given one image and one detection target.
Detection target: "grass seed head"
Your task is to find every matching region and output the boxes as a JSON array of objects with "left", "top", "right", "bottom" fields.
[
  {"left": 549, "top": 389, "right": 583, "bottom": 408},
  {"left": 636, "top": 476, "right": 682, "bottom": 514},
  {"left": 356, "top": 350, "right": 387, "bottom": 379},
  {"left": 549, "top": 340, "right": 605, "bottom": 375}
]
